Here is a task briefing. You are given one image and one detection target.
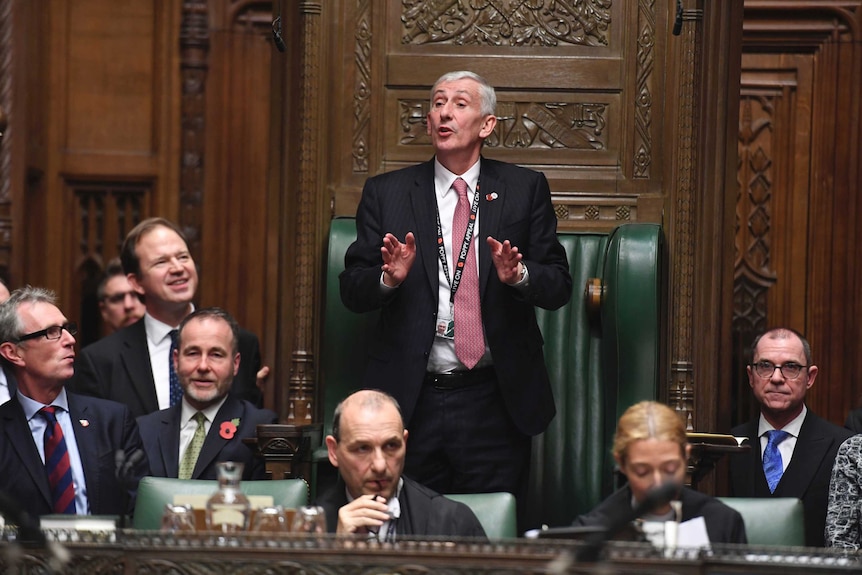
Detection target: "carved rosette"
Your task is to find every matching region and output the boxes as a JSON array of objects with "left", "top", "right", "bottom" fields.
[{"left": 401, "top": 0, "right": 612, "bottom": 47}]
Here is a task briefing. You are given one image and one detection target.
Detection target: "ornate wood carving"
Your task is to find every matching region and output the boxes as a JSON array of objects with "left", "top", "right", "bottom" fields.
[
  {"left": 668, "top": 5, "right": 702, "bottom": 430},
  {"left": 553, "top": 198, "right": 635, "bottom": 223},
  {"left": 288, "top": 0, "right": 324, "bottom": 425},
  {"left": 400, "top": 0, "right": 612, "bottom": 47},
  {"left": 71, "top": 181, "right": 147, "bottom": 346},
  {"left": 179, "top": 1, "right": 210, "bottom": 259},
  {"left": 353, "top": 0, "right": 372, "bottom": 173},
  {"left": 633, "top": 0, "right": 655, "bottom": 179},
  {"left": 0, "top": 0, "right": 12, "bottom": 280},
  {"left": 399, "top": 100, "right": 607, "bottom": 150}
]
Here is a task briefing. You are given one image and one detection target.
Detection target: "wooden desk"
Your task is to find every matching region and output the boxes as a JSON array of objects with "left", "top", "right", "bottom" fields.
[{"left": 1, "top": 531, "right": 859, "bottom": 574}]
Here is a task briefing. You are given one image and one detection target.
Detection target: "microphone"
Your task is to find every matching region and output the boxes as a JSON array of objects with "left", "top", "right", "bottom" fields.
[
  {"left": 576, "top": 481, "right": 681, "bottom": 563},
  {"left": 114, "top": 448, "right": 145, "bottom": 528},
  {"left": 672, "top": 0, "right": 684, "bottom": 36}
]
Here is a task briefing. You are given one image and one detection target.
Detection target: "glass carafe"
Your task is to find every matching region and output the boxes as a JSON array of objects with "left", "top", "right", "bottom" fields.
[{"left": 205, "top": 461, "right": 250, "bottom": 532}]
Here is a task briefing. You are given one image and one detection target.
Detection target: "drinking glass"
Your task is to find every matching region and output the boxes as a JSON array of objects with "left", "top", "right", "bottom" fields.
[
  {"left": 161, "top": 503, "right": 197, "bottom": 532},
  {"left": 251, "top": 505, "right": 288, "bottom": 533},
  {"left": 291, "top": 505, "right": 327, "bottom": 534}
]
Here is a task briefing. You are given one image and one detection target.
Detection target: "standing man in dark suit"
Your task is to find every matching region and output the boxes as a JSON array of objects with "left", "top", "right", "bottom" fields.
[
  {"left": 729, "top": 327, "right": 853, "bottom": 546},
  {"left": 70, "top": 218, "right": 263, "bottom": 418},
  {"left": 340, "top": 71, "right": 572, "bottom": 508},
  {"left": 317, "top": 389, "right": 485, "bottom": 539},
  {"left": 137, "top": 307, "right": 277, "bottom": 480},
  {"left": 0, "top": 287, "right": 148, "bottom": 517}
]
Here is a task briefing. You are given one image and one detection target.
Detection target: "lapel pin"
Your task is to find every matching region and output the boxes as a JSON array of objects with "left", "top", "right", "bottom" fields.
[
  {"left": 79, "top": 419, "right": 90, "bottom": 427},
  {"left": 486, "top": 192, "right": 498, "bottom": 201}
]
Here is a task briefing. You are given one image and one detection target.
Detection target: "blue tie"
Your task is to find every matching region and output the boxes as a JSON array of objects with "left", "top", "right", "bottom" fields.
[
  {"left": 168, "top": 329, "right": 183, "bottom": 406},
  {"left": 763, "top": 429, "right": 790, "bottom": 493}
]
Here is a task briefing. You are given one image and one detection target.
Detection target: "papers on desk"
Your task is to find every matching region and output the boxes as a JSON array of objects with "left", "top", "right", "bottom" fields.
[{"left": 641, "top": 517, "right": 711, "bottom": 551}]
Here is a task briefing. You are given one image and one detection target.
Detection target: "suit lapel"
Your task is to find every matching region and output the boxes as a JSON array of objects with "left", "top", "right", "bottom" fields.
[
  {"left": 477, "top": 158, "right": 504, "bottom": 295},
  {"left": 68, "top": 397, "right": 99, "bottom": 512},
  {"left": 158, "top": 405, "right": 183, "bottom": 478},
  {"left": 193, "top": 396, "right": 243, "bottom": 479},
  {"left": 120, "top": 320, "right": 159, "bottom": 413},
  {"left": 410, "top": 160, "right": 441, "bottom": 298},
  {"left": 2, "top": 398, "right": 52, "bottom": 506},
  {"left": 776, "top": 414, "right": 831, "bottom": 496}
]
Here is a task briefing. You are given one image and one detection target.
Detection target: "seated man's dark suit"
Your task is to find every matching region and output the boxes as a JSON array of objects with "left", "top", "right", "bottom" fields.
[
  {"left": 573, "top": 485, "right": 748, "bottom": 544},
  {"left": 316, "top": 476, "right": 486, "bottom": 538},
  {"left": 843, "top": 407, "right": 862, "bottom": 433},
  {"left": 137, "top": 395, "right": 277, "bottom": 480},
  {"left": 0, "top": 393, "right": 148, "bottom": 516},
  {"left": 69, "top": 318, "right": 262, "bottom": 418},
  {"left": 730, "top": 411, "right": 853, "bottom": 546}
]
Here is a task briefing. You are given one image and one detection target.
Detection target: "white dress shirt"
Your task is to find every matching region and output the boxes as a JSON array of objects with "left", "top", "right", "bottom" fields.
[{"left": 757, "top": 404, "right": 806, "bottom": 472}]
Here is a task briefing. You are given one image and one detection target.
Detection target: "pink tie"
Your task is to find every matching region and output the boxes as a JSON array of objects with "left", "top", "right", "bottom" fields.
[{"left": 452, "top": 177, "right": 485, "bottom": 369}]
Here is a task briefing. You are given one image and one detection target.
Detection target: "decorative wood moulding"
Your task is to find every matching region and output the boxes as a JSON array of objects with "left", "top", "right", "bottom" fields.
[
  {"left": 633, "top": 0, "right": 655, "bottom": 179},
  {"left": 71, "top": 180, "right": 148, "bottom": 268},
  {"left": 400, "top": 0, "right": 612, "bottom": 46},
  {"left": 398, "top": 100, "right": 608, "bottom": 150},
  {"left": 0, "top": 0, "right": 12, "bottom": 206},
  {"left": 743, "top": 1, "right": 861, "bottom": 47},
  {"left": 353, "top": 0, "right": 372, "bottom": 173},
  {"left": 553, "top": 197, "right": 636, "bottom": 224}
]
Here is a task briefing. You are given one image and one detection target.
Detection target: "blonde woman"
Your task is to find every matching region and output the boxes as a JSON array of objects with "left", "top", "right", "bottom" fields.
[{"left": 573, "top": 401, "right": 747, "bottom": 544}]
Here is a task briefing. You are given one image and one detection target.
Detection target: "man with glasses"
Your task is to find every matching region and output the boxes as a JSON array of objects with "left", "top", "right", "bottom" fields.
[
  {"left": 97, "top": 258, "right": 145, "bottom": 335},
  {"left": 729, "top": 327, "right": 852, "bottom": 546},
  {"left": 0, "top": 287, "right": 148, "bottom": 517}
]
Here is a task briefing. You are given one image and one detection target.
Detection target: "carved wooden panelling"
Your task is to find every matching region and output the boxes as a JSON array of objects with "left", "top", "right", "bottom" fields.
[
  {"left": 70, "top": 180, "right": 147, "bottom": 346},
  {"left": 400, "top": 0, "right": 612, "bottom": 47}
]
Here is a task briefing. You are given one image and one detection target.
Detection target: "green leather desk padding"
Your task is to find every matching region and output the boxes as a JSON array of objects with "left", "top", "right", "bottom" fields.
[
  {"left": 319, "top": 218, "right": 665, "bottom": 530},
  {"left": 133, "top": 476, "right": 309, "bottom": 530},
  {"left": 444, "top": 492, "right": 517, "bottom": 539},
  {"left": 717, "top": 497, "right": 806, "bottom": 547}
]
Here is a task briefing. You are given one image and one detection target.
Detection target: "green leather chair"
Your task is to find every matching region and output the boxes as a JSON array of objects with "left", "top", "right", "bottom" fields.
[
  {"left": 133, "top": 476, "right": 309, "bottom": 530},
  {"left": 317, "top": 219, "right": 666, "bottom": 531},
  {"left": 717, "top": 497, "right": 806, "bottom": 546},
  {"left": 445, "top": 492, "right": 517, "bottom": 539}
]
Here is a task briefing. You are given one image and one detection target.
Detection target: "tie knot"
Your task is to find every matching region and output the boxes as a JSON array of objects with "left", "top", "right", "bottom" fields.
[
  {"left": 452, "top": 177, "right": 468, "bottom": 199},
  {"left": 40, "top": 405, "right": 59, "bottom": 422},
  {"left": 193, "top": 411, "right": 206, "bottom": 425},
  {"left": 766, "top": 429, "right": 790, "bottom": 446}
]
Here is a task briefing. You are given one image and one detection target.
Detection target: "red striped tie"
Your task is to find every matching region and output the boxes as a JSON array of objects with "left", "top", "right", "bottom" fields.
[
  {"left": 40, "top": 406, "right": 77, "bottom": 514},
  {"left": 452, "top": 177, "right": 485, "bottom": 369}
]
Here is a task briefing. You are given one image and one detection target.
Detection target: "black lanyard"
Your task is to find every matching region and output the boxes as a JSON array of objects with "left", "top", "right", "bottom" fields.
[{"left": 434, "top": 179, "right": 481, "bottom": 305}]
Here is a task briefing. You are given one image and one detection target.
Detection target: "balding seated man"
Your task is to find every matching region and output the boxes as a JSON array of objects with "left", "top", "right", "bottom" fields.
[{"left": 316, "top": 389, "right": 486, "bottom": 540}]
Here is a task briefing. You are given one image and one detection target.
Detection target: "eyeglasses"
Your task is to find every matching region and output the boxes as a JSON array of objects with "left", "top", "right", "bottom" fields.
[
  {"left": 750, "top": 360, "right": 808, "bottom": 380},
  {"left": 15, "top": 322, "right": 78, "bottom": 343}
]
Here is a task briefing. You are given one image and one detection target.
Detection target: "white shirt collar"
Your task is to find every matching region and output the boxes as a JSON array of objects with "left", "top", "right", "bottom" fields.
[
  {"left": 180, "top": 395, "right": 228, "bottom": 426},
  {"left": 758, "top": 403, "right": 807, "bottom": 437},
  {"left": 434, "top": 157, "right": 481, "bottom": 199}
]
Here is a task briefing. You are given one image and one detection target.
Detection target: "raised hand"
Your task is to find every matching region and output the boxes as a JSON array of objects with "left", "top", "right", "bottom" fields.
[{"left": 381, "top": 232, "right": 416, "bottom": 287}]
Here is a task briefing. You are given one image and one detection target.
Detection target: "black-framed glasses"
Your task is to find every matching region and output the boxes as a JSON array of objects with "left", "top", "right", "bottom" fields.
[
  {"left": 750, "top": 360, "right": 808, "bottom": 380},
  {"left": 15, "top": 322, "right": 78, "bottom": 343}
]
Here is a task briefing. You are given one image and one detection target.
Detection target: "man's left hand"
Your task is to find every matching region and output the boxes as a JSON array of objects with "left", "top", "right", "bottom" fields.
[{"left": 487, "top": 236, "right": 523, "bottom": 285}]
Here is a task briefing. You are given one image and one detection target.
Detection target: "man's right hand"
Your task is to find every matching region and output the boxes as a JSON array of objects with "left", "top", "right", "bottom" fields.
[
  {"left": 336, "top": 494, "right": 392, "bottom": 535},
  {"left": 380, "top": 232, "right": 416, "bottom": 287}
]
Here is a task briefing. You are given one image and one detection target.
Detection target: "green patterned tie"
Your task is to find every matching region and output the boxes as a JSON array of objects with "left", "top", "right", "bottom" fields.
[{"left": 179, "top": 412, "right": 206, "bottom": 479}]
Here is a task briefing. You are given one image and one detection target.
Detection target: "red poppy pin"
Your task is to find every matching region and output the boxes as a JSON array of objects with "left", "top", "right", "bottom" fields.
[{"left": 220, "top": 418, "right": 240, "bottom": 439}]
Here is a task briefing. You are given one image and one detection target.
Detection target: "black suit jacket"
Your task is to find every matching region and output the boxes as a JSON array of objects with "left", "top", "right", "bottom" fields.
[
  {"left": 730, "top": 410, "right": 853, "bottom": 546},
  {"left": 0, "top": 392, "right": 148, "bottom": 517},
  {"left": 844, "top": 407, "right": 862, "bottom": 433},
  {"left": 69, "top": 318, "right": 262, "bottom": 418},
  {"left": 136, "top": 395, "right": 277, "bottom": 480},
  {"left": 316, "top": 476, "right": 486, "bottom": 538},
  {"left": 340, "top": 158, "right": 572, "bottom": 435},
  {"left": 573, "top": 485, "right": 748, "bottom": 545}
]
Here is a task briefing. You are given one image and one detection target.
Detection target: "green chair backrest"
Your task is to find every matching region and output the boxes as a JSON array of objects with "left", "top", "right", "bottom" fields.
[
  {"left": 717, "top": 497, "right": 806, "bottom": 546},
  {"left": 445, "top": 492, "right": 517, "bottom": 539},
  {"left": 133, "top": 476, "right": 309, "bottom": 530}
]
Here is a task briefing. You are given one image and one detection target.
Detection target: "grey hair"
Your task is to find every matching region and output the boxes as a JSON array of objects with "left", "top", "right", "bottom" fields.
[
  {"left": 431, "top": 71, "right": 497, "bottom": 117},
  {"left": 0, "top": 286, "right": 58, "bottom": 344}
]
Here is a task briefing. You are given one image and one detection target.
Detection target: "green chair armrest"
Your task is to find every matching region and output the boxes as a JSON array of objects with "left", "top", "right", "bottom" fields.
[
  {"left": 717, "top": 496, "right": 805, "bottom": 546},
  {"left": 445, "top": 492, "right": 517, "bottom": 539}
]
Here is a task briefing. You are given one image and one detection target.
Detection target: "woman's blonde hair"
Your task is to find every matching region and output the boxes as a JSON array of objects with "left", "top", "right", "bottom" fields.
[{"left": 612, "top": 401, "right": 687, "bottom": 463}]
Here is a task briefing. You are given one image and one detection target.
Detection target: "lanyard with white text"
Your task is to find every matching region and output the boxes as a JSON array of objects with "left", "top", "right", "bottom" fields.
[{"left": 435, "top": 180, "right": 481, "bottom": 305}]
